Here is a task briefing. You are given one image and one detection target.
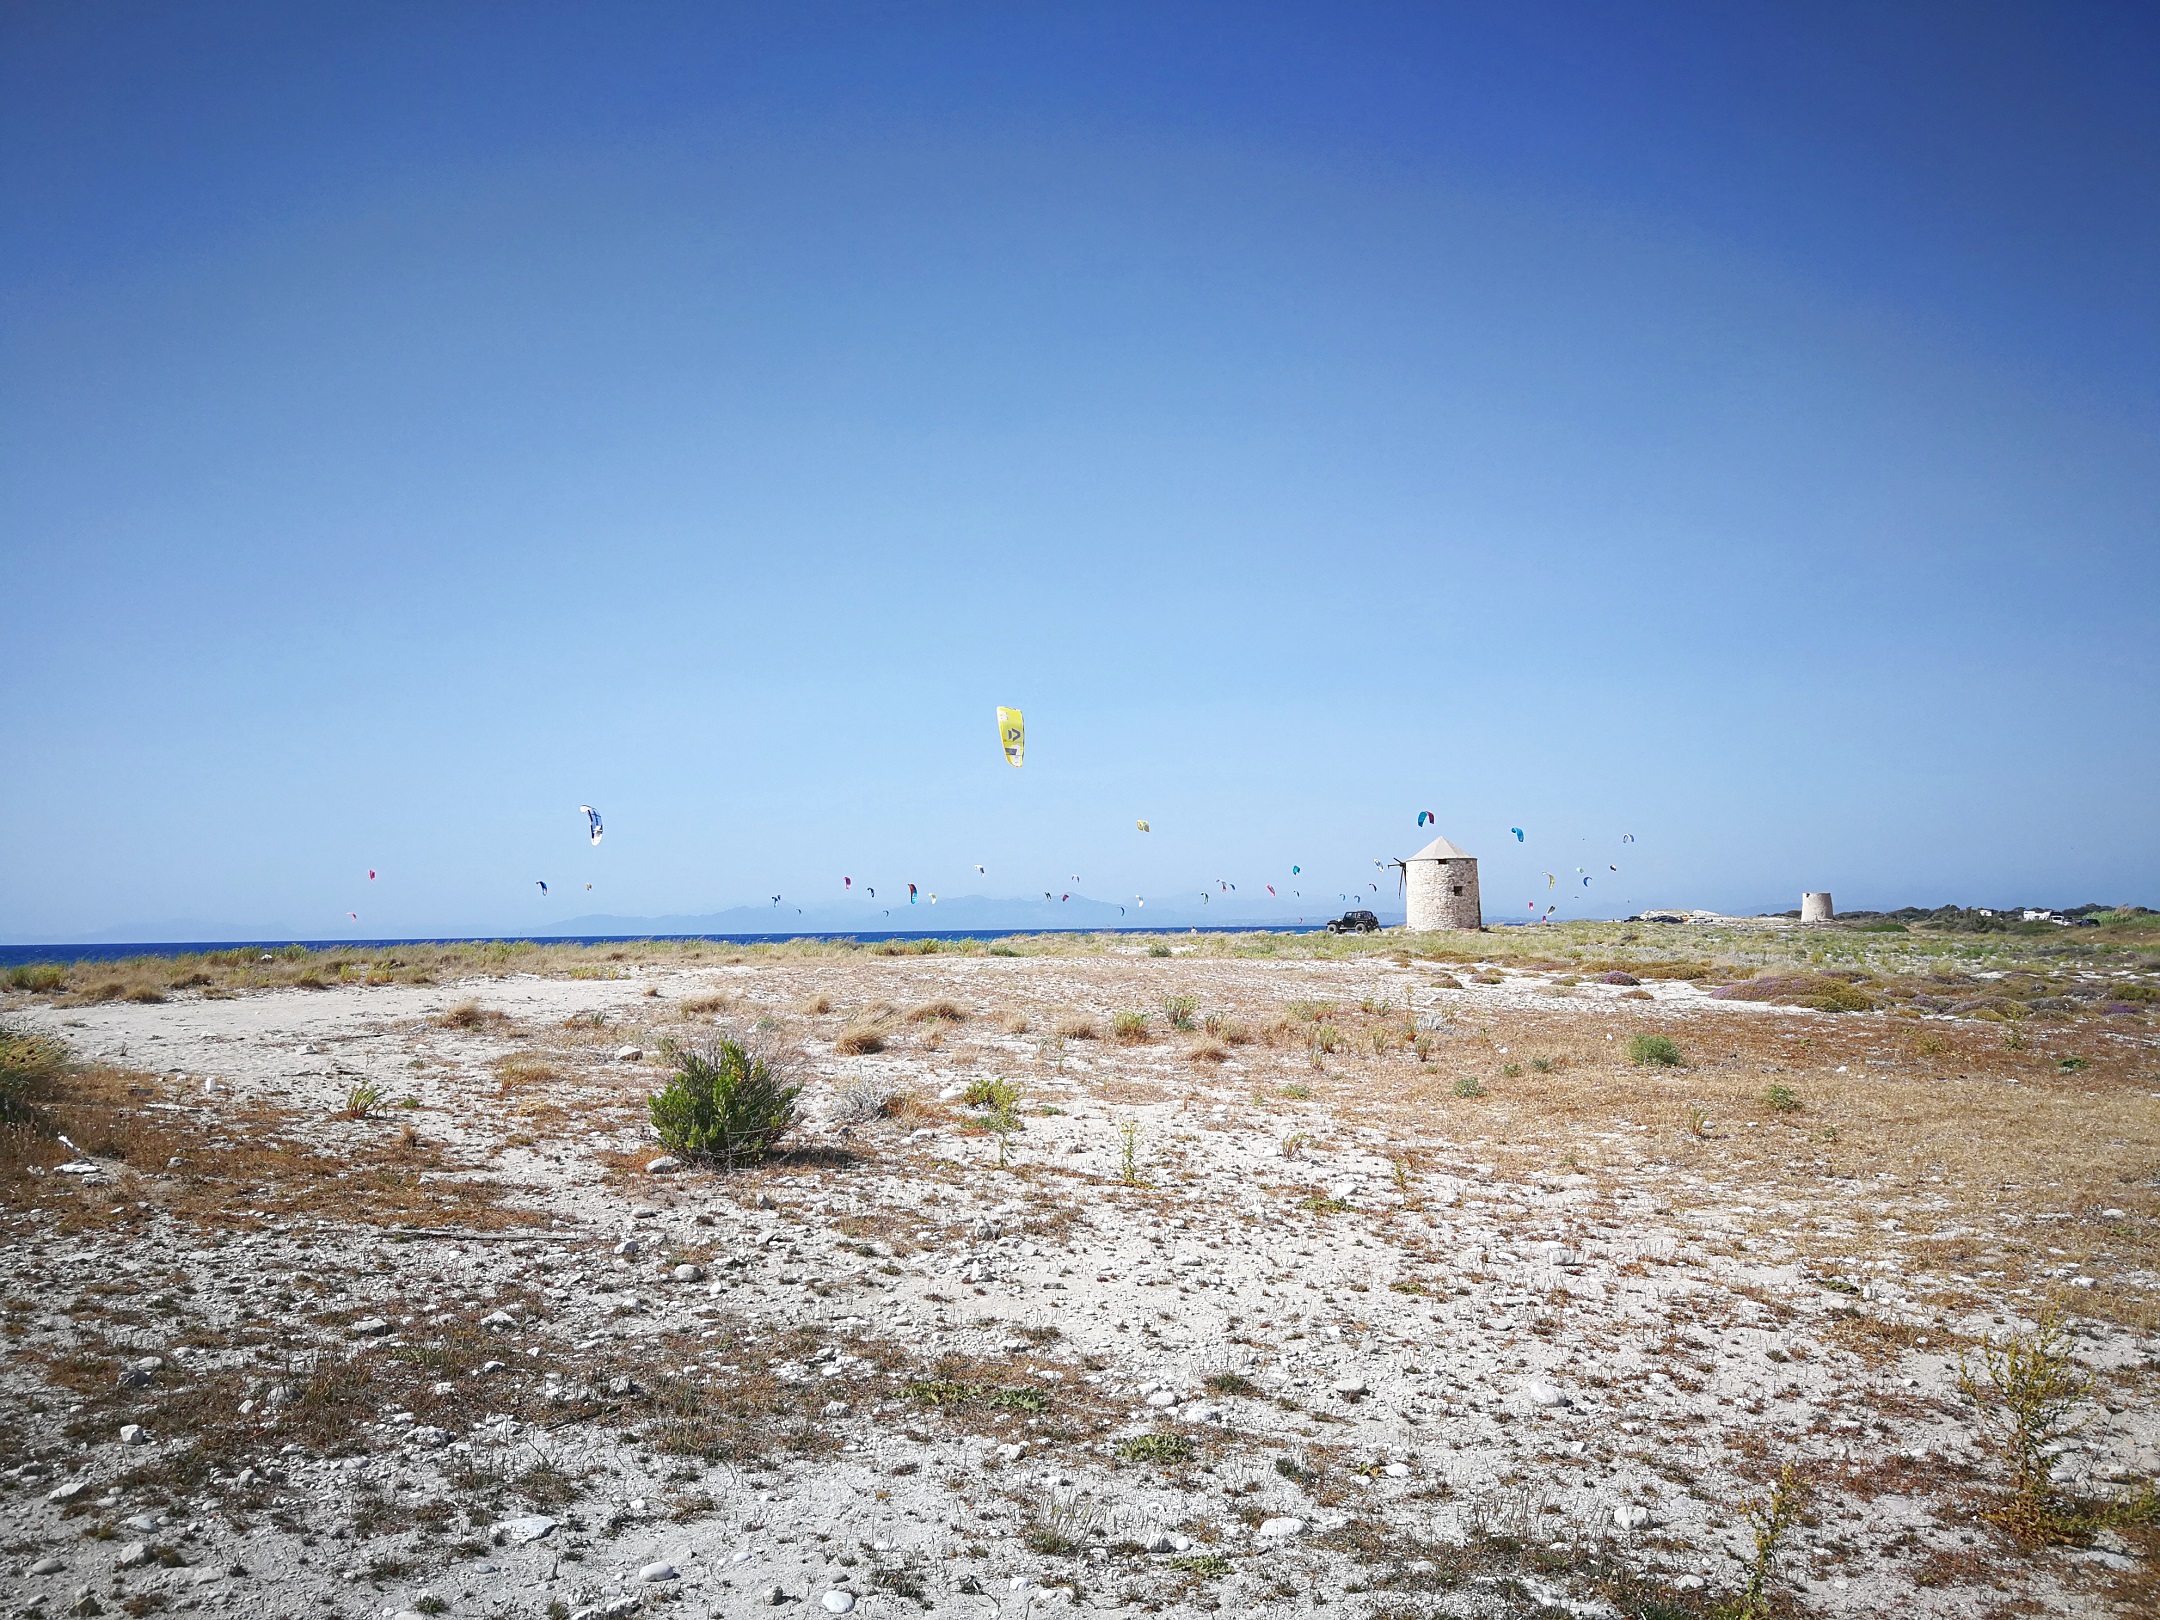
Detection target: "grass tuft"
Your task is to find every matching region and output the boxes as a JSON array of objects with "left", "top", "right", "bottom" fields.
[{"left": 1627, "top": 1033, "right": 1684, "bottom": 1067}]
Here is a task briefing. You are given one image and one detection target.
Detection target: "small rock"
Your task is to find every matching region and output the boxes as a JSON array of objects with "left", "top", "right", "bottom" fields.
[
  {"left": 115, "top": 1543, "right": 150, "bottom": 1570},
  {"left": 607, "top": 1375, "right": 638, "bottom": 1398},
  {"left": 1145, "top": 1390, "right": 1178, "bottom": 1408},
  {"left": 615, "top": 1046, "right": 644, "bottom": 1063},
  {"left": 821, "top": 1592, "right": 857, "bottom": 1615},
  {"left": 760, "top": 1585, "right": 786, "bottom": 1607},
  {"left": 408, "top": 1426, "right": 450, "bottom": 1448},
  {"left": 350, "top": 1317, "right": 391, "bottom": 1338},
  {"left": 48, "top": 1480, "right": 89, "bottom": 1502},
  {"left": 1523, "top": 1381, "right": 1568, "bottom": 1408},
  {"left": 1614, "top": 1504, "right": 1651, "bottom": 1531},
  {"left": 996, "top": 1442, "right": 1026, "bottom": 1462},
  {"left": 672, "top": 1263, "right": 705, "bottom": 1282},
  {"left": 646, "top": 1156, "right": 683, "bottom": 1174},
  {"left": 117, "top": 1425, "right": 147, "bottom": 1446},
  {"left": 1382, "top": 1462, "right": 1410, "bottom": 1478},
  {"left": 1673, "top": 1575, "right": 1706, "bottom": 1591},
  {"left": 29, "top": 1556, "right": 65, "bottom": 1575},
  {"left": 121, "top": 1516, "right": 160, "bottom": 1533},
  {"left": 1330, "top": 1376, "right": 1368, "bottom": 1400},
  {"left": 1257, "top": 1517, "right": 1305, "bottom": 1539},
  {"left": 639, "top": 1562, "right": 678, "bottom": 1583},
  {"left": 479, "top": 1310, "right": 518, "bottom": 1331},
  {"left": 69, "top": 1589, "right": 103, "bottom": 1617},
  {"left": 1328, "top": 1180, "right": 1358, "bottom": 1203},
  {"left": 1167, "top": 1534, "right": 1192, "bottom": 1553},
  {"left": 1143, "top": 1532, "right": 1173, "bottom": 1554},
  {"left": 755, "top": 1192, "right": 777, "bottom": 1209},
  {"left": 1407, "top": 1559, "right": 1437, "bottom": 1574},
  {"left": 502, "top": 1514, "right": 557, "bottom": 1545},
  {"left": 938, "top": 1084, "right": 968, "bottom": 1101}
]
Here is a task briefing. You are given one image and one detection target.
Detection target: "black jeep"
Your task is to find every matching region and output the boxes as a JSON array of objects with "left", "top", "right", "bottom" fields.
[{"left": 1326, "top": 909, "right": 1381, "bottom": 934}]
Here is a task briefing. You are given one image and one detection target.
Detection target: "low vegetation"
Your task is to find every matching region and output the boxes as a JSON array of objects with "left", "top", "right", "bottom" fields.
[{"left": 647, "top": 1036, "right": 801, "bottom": 1166}]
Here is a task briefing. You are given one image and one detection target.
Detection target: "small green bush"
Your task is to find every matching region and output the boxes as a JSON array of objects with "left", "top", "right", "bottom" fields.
[
  {"left": 4, "top": 963, "right": 66, "bottom": 992},
  {"left": 1115, "top": 1433, "right": 1195, "bottom": 1465},
  {"left": 1764, "top": 1084, "right": 1801, "bottom": 1112},
  {"left": 1160, "top": 993, "right": 1199, "bottom": 1030},
  {"left": 1147, "top": 943, "right": 1172, "bottom": 958},
  {"left": 1112, "top": 1010, "right": 1151, "bottom": 1042},
  {"left": 1501, "top": 1062, "right": 1522, "bottom": 1079},
  {"left": 1628, "top": 1033, "right": 1684, "bottom": 1067},
  {"left": 648, "top": 1037, "right": 801, "bottom": 1166},
  {"left": 1452, "top": 1076, "right": 1484, "bottom": 1098}
]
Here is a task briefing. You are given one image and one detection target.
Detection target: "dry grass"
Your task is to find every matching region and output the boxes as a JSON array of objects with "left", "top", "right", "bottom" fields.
[
  {"left": 908, "top": 999, "right": 967, "bottom": 1025},
  {"left": 439, "top": 998, "right": 507, "bottom": 1030},
  {"left": 1052, "top": 1014, "right": 1098, "bottom": 1041},
  {"left": 834, "top": 1024, "right": 887, "bottom": 1056},
  {"left": 1001, "top": 1011, "right": 1030, "bottom": 1034},
  {"left": 680, "top": 991, "right": 736, "bottom": 1016}
]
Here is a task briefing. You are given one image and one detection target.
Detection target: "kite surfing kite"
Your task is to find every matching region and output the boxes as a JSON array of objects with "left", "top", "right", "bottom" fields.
[
  {"left": 1291, "top": 865, "right": 1301, "bottom": 875},
  {"left": 1136, "top": 820, "right": 1150, "bottom": 833},
  {"left": 1512, "top": 828, "right": 1524, "bottom": 842},
  {"left": 368, "top": 870, "right": 376, "bottom": 881},
  {"left": 1622, "top": 833, "right": 1635, "bottom": 844},
  {"left": 996, "top": 707, "right": 1024, "bottom": 767},
  {"left": 975, "top": 864, "right": 985, "bottom": 874},
  {"left": 844, "top": 877, "right": 851, "bottom": 889},
  {"left": 1545, "top": 872, "right": 1555, "bottom": 887},
  {"left": 908, "top": 884, "right": 918, "bottom": 903},
  {"left": 1417, "top": 811, "right": 1434, "bottom": 827},
  {"left": 535, "top": 881, "right": 548, "bottom": 894},
  {"left": 581, "top": 806, "right": 603, "bottom": 845},
  {"left": 348, "top": 912, "right": 358, "bottom": 921},
  {"left": 1266, "top": 885, "right": 1276, "bottom": 895}
]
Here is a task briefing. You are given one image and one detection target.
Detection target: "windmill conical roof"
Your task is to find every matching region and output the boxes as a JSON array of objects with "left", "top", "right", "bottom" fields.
[{"left": 1408, "top": 834, "right": 1476, "bottom": 862}]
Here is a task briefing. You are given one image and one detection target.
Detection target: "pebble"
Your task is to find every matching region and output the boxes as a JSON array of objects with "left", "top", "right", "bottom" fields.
[
  {"left": 1674, "top": 1575, "right": 1706, "bottom": 1591},
  {"left": 1329, "top": 1180, "right": 1358, "bottom": 1203},
  {"left": 1330, "top": 1376, "right": 1368, "bottom": 1400},
  {"left": 350, "top": 1317, "right": 391, "bottom": 1337},
  {"left": 646, "top": 1156, "right": 683, "bottom": 1174},
  {"left": 1144, "top": 1390, "right": 1178, "bottom": 1408},
  {"left": 1383, "top": 1462, "right": 1410, "bottom": 1478},
  {"left": 479, "top": 1310, "right": 518, "bottom": 1331},
  {"left": 115, "top": 1543, "right": 150, "bottom": 1569},
  {"left": 615, "top": 1046, "right": 644, "bottom": 1062},
  {"left": 1614, "top": 1504, "right": 1651, "bottom": 1530},
  {"left": 760, "top": 1585, "right": 785, "bottom": 1606},
  {"left": 118, "top": 1425, "right": 147, "bottom": 1446},
  {"left": 30, "top": 1557, "right": 65, "bottom": 1576},
  {"left": 1523, "top": 1381, "right": 1568, "bottom": 1408},
  {"left": 502, "top": 1514, "right": 558, "bottom": 1545},
  {"left": 408, "top": 1426, "right": 450, "bottom": 1448},
  {"left": 672, "top": 1263, "right": 705, "bottom": 1282},
  {"left": 638, "top": 1562, "right": 678, "bottom": 1583},
  {"left": 821, "top": 1592, "right": 857, "bottom": 1615},
  {"left": 995, "top": 1442, "right": 1026, "bottom": 1462},
  {"left": 1256, "top": 1517, "right": 1305, "bottom": 1539},
  {"left": 47, "top": 1481, "right": 88, "bottom": 1501}
]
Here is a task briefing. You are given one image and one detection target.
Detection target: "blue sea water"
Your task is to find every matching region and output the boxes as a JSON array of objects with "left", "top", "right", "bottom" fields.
[{"left": 0, "top": 924, "right": 1331, "bottom": 969}]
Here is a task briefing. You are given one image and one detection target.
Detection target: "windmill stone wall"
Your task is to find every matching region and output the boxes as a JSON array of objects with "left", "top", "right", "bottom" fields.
[{"left": 1405, "top": 834, "right": 1482, "bottom": 931}]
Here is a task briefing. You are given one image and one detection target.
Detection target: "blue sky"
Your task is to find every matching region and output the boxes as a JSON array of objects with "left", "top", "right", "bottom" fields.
[{"left": 4, "top": 2, "right": 2156, "bottom": 942}]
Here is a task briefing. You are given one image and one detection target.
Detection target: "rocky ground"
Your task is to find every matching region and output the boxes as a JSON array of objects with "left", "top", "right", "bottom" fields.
[{"left": 3, "top": 932, "right": 2157, "bottom": 1619}]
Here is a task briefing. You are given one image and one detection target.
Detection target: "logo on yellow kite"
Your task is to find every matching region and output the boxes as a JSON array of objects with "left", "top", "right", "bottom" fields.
[{"left": 996, "top": 706, "right": 1024, "bottom": 767}]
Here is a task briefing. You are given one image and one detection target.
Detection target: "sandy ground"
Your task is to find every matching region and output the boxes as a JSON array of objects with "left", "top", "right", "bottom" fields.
[{"left": 4, "top": 941, "right": 2157, "bottom": 1620}]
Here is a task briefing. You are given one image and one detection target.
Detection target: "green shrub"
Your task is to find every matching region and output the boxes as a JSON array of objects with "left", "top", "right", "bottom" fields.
[
  {"left": 1115, "top": 1433, "right": 1194, "bottom": 1465},
  {"left": 1112, "top": 1011, "right": 1151, "bottom": 1042},
  {"left": 1160, "top": 993, "right": 1199, "bottom": 1031},
  {"left": 0, "top": 1021, "right": 66, "bottom": 1128},
  {"left": 1764, "top": 1084, "right": 1801, "bottom": 1112},
  {"left": 1628, "top": 1033, "right": 1683, "bottom": 1067},
  {"left": 1452, "top": 1076, "right": 1484, "bottom": 1098},
  {"left": 4, "top": 963, "right": 66, "bottom": 992},
  {"left": 1501, "top": 1062, "right": 1522, "bottom": 1079},
  {"left": 1147, "top": 943, "right": 1172, "bottom": 958},
  {"left": 648, "top": 1037, "right": 801, "bottom": 1166}
]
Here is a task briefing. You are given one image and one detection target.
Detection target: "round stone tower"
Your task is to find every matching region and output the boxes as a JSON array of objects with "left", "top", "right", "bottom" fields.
[
  {"left": 1801, "top": 892, "right": 1834, "bottom": 923},
  {"left": 1405, "top": 833, "right": 1482, "bottom": 931}
]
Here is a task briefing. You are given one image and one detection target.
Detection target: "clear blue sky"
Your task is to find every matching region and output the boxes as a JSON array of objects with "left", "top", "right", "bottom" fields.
[{"left": 4, "top": 2, "right": 2156, "bottom": 942}]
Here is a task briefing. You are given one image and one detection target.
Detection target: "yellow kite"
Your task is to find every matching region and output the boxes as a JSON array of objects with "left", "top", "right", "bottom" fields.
[{"left": 996, "top": 706, "right": 1024, "bottom": 767}]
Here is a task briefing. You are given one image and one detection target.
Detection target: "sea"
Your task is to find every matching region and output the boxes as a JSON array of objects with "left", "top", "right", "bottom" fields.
[{"left": 0, "top": 924, "right": 1335, "bottom": 969}]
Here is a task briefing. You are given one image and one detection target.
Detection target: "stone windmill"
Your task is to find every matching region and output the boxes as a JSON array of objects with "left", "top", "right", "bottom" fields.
[{"left": 1403, "top": 833, "right": 1482, "bottom": 932}]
